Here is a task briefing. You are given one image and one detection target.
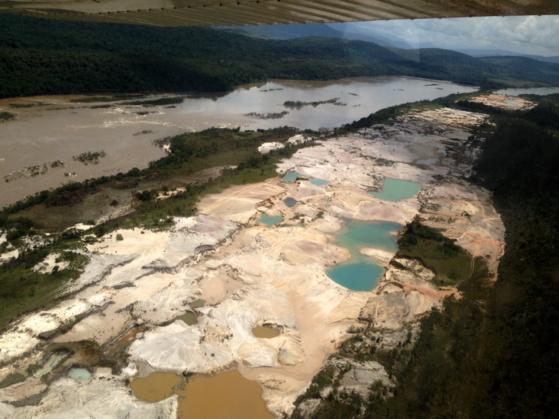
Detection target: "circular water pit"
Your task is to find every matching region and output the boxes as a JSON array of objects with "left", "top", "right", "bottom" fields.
[
  {"left": 252, "top": 325, "right": 281, "bottom": 338},
  {"left": 131, "top": 370, "right": 274, "bottom": 419},
  {"left": 259, "top": 213, "right": 283, "bottom": 226},
  {"left": 67, "top": 367, "right": 92, "bottom": 382},
  {"left": 283, "top": 197, "right": 298, "bottom": 208}
]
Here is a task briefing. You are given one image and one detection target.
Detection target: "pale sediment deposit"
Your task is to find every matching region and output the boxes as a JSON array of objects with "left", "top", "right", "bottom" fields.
[
  {"left": 258, "top": 142, "right": 285, "bottom": 154},
  {"left": 0, "top": 106, "right": 504, "bottom": 418},
  {"left": 465, "top": 93, "right": 536, "bottom": 111}
]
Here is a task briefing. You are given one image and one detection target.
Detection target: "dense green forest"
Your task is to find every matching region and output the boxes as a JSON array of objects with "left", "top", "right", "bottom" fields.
[
  {"left": 2, "top": 14, "right": 559, "bottom": 97},
  {"left": 291, "top": 96, "right": 559, "bottom": 419},
  {"left": 468, "top": 104, "right": 559, "bottom": 418}
]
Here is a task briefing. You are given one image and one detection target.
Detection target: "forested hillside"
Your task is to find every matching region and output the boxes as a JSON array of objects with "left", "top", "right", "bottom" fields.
[{"left": 1, "top": 14, "right": 559, "bottom": 97}]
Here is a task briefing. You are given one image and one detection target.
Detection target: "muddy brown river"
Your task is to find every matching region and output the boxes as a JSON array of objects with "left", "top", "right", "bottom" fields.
[{"left": 0, "top": 77, "right": 476, "bottom": 208}]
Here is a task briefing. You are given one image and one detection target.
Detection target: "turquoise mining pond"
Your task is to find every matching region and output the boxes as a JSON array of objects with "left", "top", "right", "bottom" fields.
[
  {"left": 310, "top": 178, "right": 329, "bottom": 186},
  {"left": 282, "top": 171, "right": 301, "bottom": 183},
  {"left": 327, "top": 220, "right": 401, "bottom": 291},
  {"left": 370, "top": 177, "right": 421, "bottom": 202},
  {"left": 259, "top": 214, "right": 283, "bottom": 226}
]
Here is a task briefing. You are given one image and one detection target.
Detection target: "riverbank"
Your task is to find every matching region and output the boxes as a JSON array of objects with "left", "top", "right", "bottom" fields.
[{"left": 0, "top": 77, "right": 476, "bottom": 208}]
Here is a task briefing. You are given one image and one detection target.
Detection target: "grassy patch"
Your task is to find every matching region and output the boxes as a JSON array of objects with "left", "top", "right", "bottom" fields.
[
  {"left": 398, "top": 219, "right": 473, "bottom": 286},
  {"left": 0, "top": 111, "right": 14, "bottom": 121},
  {"left": 0, "top": 248, "right": 89, "bottom": 330},
  {"left": 300, "top": 366, "right": 337, "bottom": 400},
  {"left": 0, "top": 372, "right": 26, "bottom": 389},
  {"left": 105, "top": 146, "right": 295, "bottom": 231}
]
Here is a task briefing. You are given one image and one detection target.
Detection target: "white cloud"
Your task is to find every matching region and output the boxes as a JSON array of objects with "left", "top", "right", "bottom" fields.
[{"left": 350, "top": 15, "right": 559, "bottom": 56}]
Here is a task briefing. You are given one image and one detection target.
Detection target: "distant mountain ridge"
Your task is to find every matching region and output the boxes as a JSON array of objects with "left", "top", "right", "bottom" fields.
[
  {"left": 457, "top": 48, "right": 559, "bottom": 64},
  {"left": 220, "top": 22, "right": 413, "bottom": 49},
  {"left": 231, "top": 23, "right": 559, "bottom": 66},
  {"left": 1, "top": 14, "right": 559, "bottom": 98}
]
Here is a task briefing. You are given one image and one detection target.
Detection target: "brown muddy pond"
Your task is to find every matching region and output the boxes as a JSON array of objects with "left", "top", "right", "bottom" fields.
[
  {"left": 177, "top": 310, "right": 199, "bottom": 326},
  {"left": 131, "top": 372, "right": 183, "bottom": 403},
  {"left": 131, "top": 370, "right": 274, "bottom": 419},
  {"left": 252, "top": 325, "right": 281, "bottom": 338},
  {"left": 0, "top": 77, "right": 476, "bottom": 207}
]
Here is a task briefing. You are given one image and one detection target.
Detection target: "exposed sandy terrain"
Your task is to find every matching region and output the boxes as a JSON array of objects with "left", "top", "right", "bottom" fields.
[
  {"left": 0, "top": 106, "right": 504, "bottom": 418},
  {"left": 465, "top": 93, "right": 536, "bottom": 111}
]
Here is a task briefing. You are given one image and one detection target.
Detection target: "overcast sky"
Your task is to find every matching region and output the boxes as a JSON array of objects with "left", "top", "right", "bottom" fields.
[{"left": 349, "top": 15, "right": 559, "bottom": 56}]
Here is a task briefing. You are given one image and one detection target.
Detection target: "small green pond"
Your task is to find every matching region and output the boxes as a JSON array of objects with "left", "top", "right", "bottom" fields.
[
  {"left": 284, "top": 197, "right": 298, "bottom": 207},
  {"left": 310, "top": 178, "right": 329, "bottom": 186},
  {"left": 68, "top": 367, "right": 92, "bottom": 382},
  {"left": 282, "top": 171, "right": 301, "bottom": 183},
  {"left": 259, "top": 214, "right": 283, "bottom": 226},
  {"left": 327, "top": 220, "right": 401, "bottom": 291},
  {"left": 370, "top": 177, "right": 421, "bottom": 202}
]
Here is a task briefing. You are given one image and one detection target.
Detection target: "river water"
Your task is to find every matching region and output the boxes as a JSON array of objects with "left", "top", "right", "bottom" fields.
[{"left": 0, "top": 77, "right": 476, "bottom": 207}]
